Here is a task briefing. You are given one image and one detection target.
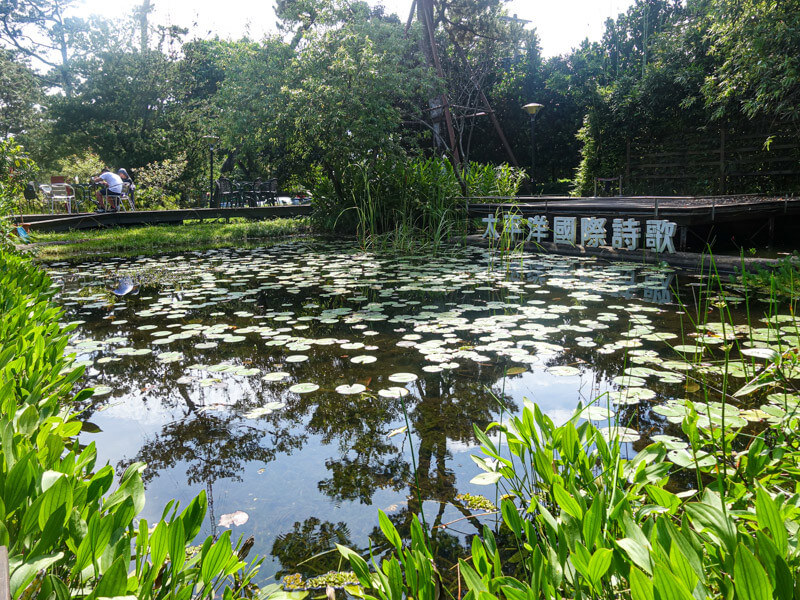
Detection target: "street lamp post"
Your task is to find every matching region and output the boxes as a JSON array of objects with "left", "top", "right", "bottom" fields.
[
  {"left": 202, "top": 135, "right": 219, "bottom": 207},
  {"left": 522, "top": 103, "right": 544, "bottom": 194}
]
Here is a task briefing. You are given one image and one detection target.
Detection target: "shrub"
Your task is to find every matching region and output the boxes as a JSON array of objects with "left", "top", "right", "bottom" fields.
[
  {"left": 135, "top": 154, "right": 188, "bottom": 208},
  {"left": 0, "top": 137, "right": 38, "bottom": 243},
  {"left": 51, "top": 150, "right": 105, "bottom": 182}
]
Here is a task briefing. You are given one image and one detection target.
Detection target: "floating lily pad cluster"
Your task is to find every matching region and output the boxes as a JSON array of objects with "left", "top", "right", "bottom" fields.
[{"left": 49, "top": 242, "right": 798, "bottom": 453}]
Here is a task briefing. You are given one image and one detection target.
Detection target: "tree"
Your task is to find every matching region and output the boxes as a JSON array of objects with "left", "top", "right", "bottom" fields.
[
  {"left": 48, "top": 43, "right": 186, "bottom": 169},
  {"left": 219, "top": 1, "right": 430, "bottom": 202},
  {"left": 703, "top": 0, "right": 800, "bottom": 123},
  {"left": 0, "top": 49, "right": 41, "bottom": 138},
  {"left": 0, "top": 0, "right": 115, "bottom": 96}
]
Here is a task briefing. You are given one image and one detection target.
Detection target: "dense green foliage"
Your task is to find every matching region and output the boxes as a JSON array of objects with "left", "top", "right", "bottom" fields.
[
  {"left": 313, "top": 157, "right": 523, "bottom": 250},
  {"left": 3, "top": 0, "right": 798, "bottom": 209},
  {"left": 0, "top": 248, "right": 270, "bottom": 599},
  {"left": 0, "top": 137, "right": 38, "bottom": 241},
  {"left": 340, "top": 389, "right": 800, "bottom": 599}
]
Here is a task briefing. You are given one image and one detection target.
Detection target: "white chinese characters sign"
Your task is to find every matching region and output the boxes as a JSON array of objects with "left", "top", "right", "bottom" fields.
[{"left": 480, "top": 213, "right": 679, "bottom": 254}]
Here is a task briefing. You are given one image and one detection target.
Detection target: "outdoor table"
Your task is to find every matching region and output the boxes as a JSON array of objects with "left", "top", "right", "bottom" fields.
[{"left": 71, "top": 183, "right": 97, "bottom": 212}]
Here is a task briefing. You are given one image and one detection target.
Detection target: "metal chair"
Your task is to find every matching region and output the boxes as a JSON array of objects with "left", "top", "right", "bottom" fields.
[
  {"left": 214, "top": 177, "right": 234, "bottom": 207},
  {"left": 243, "top": 179, "right": 260, "bottom": 207},
  {"left": 39, "top": 184, "right": 76, "bottom": 213},
  {"left": 266, "top": 179, "right": 279, "bottom": 205},
  {"left": 115, "top": 182, "right": 135, "bottom": 211}
]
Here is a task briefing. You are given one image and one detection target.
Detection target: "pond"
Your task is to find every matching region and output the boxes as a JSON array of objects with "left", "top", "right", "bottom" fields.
[{"left": 46, "top": 239, "right": 797, "bottom": 583}]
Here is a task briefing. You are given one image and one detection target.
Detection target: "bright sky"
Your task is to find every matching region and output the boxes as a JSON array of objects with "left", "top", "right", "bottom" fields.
[{"left": 76, "top": 0, "right": 634, "bottom": 57}]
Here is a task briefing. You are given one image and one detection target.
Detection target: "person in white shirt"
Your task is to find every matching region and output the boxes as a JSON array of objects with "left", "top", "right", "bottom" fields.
[{"left": 93, "top": 167, "right": 124, "bottom": 212}]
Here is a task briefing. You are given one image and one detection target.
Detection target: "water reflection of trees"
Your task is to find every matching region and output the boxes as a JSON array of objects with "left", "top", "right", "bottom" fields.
[
  {"left": 272, "top": 518, "right": 353, "bottom": 579},
  {"left": 63, "top": 248, "right": 712, "bottom": 583},
  {"left": 270, "top": 510, "right": 473, "bottom": 589}
]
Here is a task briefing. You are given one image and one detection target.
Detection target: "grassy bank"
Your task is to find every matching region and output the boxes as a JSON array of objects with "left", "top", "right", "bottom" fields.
[{"left": 27, "top": 217, "right": 311, "bottom": 260}]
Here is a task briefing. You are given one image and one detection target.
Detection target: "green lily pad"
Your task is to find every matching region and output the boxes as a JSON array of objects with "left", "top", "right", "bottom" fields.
[
  {"left": 262, "top": 371, "right": 290, "bottom": 382},
  {"left": 335, "top": 384, "right": 366, "bottom": 395},
  {"left": 378, "top": 387, "right": 410, "bottom": 398},
  {"left": 388, "top": 372, "right": 418, "bottom": 383},
  {"left": 351, "top": 355, "right": 377, "bottom": 364},
  {"left": 289, "top": 382, "right": 319, "bottom": 394}
]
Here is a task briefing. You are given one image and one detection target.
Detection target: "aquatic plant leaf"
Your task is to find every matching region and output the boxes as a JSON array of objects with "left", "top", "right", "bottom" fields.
[
  {"left": 740, "top": 347, "right": 779, "bottom": 361},
  {"left": 262, "top": 372, "right": 290, "bottom": 382},
  {"left": 289, "top": 383, "right": 319, "bottom": 394},
  {"left": 335, "top": 384, "right": 366, "bottom": 395},
  {"left": 350, "top": 355, "right": 377, "bottom": 364},
  {"left": 387, "top": 426, "right": 407, "bottom": 438},
  {"left": 582, "top": 406, "right": 614, "bottom": 421},
  {"left": 668, "top": 449, "right": 715, "bottom": 469},
  {"left": 388, "top": 373, "right": 417, "bottom": 383},
  {"left": 733, "top": 543, "right": 771, "bottom": 600},
  {"left": 378, "top": 387, "right": 409, "bottom": 398},
  {"left": 597, "top": 426, "right": 640, "bottom": 443},
  {"left": 547, "top": 366, "right": 580, "bottom": 377},
  {"left": 470, "top": 472, "right": 503, "bottom": 485}
]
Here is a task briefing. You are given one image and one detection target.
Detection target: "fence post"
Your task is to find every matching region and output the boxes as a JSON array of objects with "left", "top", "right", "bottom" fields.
[
  {"left": 719, "top": 128, "right": 726, "bottom": 195},
  {"left": 626, "top": 138, "right": 631, "bottom": 191}
]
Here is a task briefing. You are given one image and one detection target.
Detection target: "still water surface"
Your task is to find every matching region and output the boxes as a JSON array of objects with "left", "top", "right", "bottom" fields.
[{"left": 46, "top": 240, "right": 719, "bottom": 580}]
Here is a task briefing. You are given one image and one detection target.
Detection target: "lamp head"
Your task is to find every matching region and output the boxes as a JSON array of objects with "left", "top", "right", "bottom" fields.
[{"left": 522, "top": 103, "right": 544, "bottom": 116}]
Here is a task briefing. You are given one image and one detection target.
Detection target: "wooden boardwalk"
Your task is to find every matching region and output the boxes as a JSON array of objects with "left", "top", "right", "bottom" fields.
[
  {"left": 465, "top": 195, "right": 800, "bottom": 224},
  {"left": 20, "top": 205, "right": 312, "bottom": 233},
  {"left": 464, "top": 195, "right": 800, "bottom": 249}
]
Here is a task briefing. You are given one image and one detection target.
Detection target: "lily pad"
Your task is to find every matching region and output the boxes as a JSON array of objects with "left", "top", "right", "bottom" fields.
[
  {"left": 378, "top": 387, "right": 410, "bottom": 398},
  {"left": 582, "top": 406, "right": 615, "bottom": 421},
  {"left": 547, "top": 366, "right": 580, "bottom": 377},
  {"left": 351, "top": 355, "right": 377, "bottom": 364},
  {"left": 335, "top": 384, "right": 367, "bottom": 395},
  {"left": 289, "top": 382, "right": 319, "bottom": 394},
  {"left": 388, "top": 372, "right": 418, "bottom": 383},
  {"left": 597, "top": 426, "right": 640, "bottom": 443},
  {"left": 285, "top": 355, "right": 309, "bottom": 363},
  {"left": 262, "top": 371, "right": 290, "bottom": 382}
]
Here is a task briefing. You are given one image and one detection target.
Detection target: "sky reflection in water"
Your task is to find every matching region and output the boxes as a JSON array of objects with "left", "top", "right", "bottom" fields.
[{"left": 47, "top": 240, "right": 698, "bottom": 580}]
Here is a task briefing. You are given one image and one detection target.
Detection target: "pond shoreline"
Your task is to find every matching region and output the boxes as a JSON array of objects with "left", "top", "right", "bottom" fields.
[
  {"left": 464, "top": 234, "right": 782, "bottom": 273},
  {"left": 24, "top": 218, "right": 311, "bottom": 260}
]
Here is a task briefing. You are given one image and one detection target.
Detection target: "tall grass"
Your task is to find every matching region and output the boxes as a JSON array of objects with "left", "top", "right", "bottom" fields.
[{"left": 312, "top": 157, "right": 525, "bottom": 252}]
